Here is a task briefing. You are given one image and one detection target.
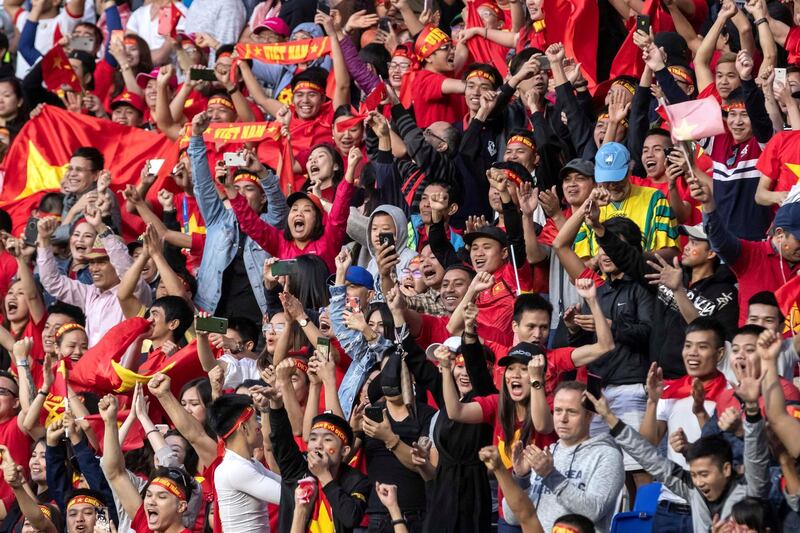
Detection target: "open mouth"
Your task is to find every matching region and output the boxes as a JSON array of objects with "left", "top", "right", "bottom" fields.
[
  {"left": 509, "top": 380, "right": 524, "bottom": 396},
  {"left": 644, "top": 159, "right": 657, "bottom": 171},
  {"left": 146, "top": 508, "right": 160, "bottom": 524},
  {"left": 474, "top": 257, "right": 487, "bottom": 269},
  {"left": 298, "top": 104, "right": 313, "bottom": 115},
  {"left": 292, "top": 218, "right": 306, "bottom": 233},
  {"left": 6, "top": 300, "right": 17, "bottom": 314},
  {"left": 74, "top": 243, "right": 88, "bottom": 254},
  {"left": 74, "top": 525, "right": 87, "bottom": 532},
  {"left": 685, "top": 359, "right": 701, "bottom": 371},
  {"left": 422, "top": 266, "right": 436, "bottom": 282},
  {"left": 309, "top": 164, "right": 320, "bottom": 175},
  {"left": 457, "top": 375, "right": 471, "bottom": 388}
]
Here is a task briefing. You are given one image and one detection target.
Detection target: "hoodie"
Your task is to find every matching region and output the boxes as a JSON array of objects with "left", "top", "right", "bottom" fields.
[
  {"left": 365, "top": 205, "right": 418, "bottom": 288},
  {"left": 503, "top": 433, "right": 624, "bottom": 533}
]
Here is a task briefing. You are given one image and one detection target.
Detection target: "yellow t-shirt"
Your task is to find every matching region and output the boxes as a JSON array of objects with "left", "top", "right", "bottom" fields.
[{"left": 573, "top": 184, "right": 678, "bottom": 258}]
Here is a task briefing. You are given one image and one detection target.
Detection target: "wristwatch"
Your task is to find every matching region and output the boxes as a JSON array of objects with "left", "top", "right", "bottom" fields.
[
  {"left": 530, "top": 380, "right": 543, "bottom": 390},
  {"left": 298, "top": 317, "right": 309, "bottom": 328},
  {"left": 98, "top": 227, "right": 114, "bottom": 239}
]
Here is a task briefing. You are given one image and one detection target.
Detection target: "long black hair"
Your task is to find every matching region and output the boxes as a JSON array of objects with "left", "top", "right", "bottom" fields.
[{"left": 498, "top": 365, "right": 533, "bottom": 452}]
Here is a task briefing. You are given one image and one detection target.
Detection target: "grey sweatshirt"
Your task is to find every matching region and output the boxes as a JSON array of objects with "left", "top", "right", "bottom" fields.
[
  {"left": 610, "top": 416, "right": 770, "bottom": 532},
  {"left": 503, "top": 433, "right": 625, "bottom": 532}
]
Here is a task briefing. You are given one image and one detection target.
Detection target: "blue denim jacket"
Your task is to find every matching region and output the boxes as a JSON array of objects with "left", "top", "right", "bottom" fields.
[
  {"left": 330, "top": 284, "right": 392, "bottom": 419},
  {"left": 189, "top": 136, "right": 287, "bottom": 314}
]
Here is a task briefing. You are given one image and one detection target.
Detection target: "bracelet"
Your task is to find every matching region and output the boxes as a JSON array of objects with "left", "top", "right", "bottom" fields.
[
  {"left": 573, "top": 81, "right": 588, "bottom": 89},
  {"left": 15, "top": 359, "right": 28, "bottom": 367},
  {"left": 754, "top": 17, "right": 767, "bottom": 26},
  {"left": 391, "top": 518, "right": 407, "bottom": 526},
  {"left": 484, "top": 27, "right": 488, "bottom": 39},
  {"left": 37, "top": 390, "right": 48, "bottom": 397},
  {"left": 386, "top": 435, "right": 401, "bottom": 451},
  {"left": 228, "top": 85, "right": 240, "bottom": 95},
  {"left": 145, "top": 428, "right": 160, "bottom": 437}
]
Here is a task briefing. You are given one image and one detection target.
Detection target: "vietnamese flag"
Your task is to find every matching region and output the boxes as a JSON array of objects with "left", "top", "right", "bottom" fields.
[
  {"left": 775, "top": 274, "right": 800, "bottom": 336},
  {"left": 558, "top": 0, "right": 599, "bottom": 88},
  {"left": 465, "top": 1, "right": 509, "bottom": 77},
  {"left": 0, "top": 105, "right": 180, "bottom": 240},
  {"left": 41, "top": 46, "right": 81, "bottom": 93},
  {"left": 662, "top": 97, "right": 725, "bottom": 141}
]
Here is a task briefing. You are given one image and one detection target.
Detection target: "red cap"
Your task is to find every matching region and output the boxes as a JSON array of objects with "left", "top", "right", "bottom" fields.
[
  {"left": 253, "top": 17, "right": 290, "bottom": 37},
  {"left": 110, "top": 90, "right": 145, "bottom": 113},
  {"left": 475, "top": 0, "right": 504, "bottom": 21},
  {"left": 136, "top": 67, "right": 177, "bottom": 91}
]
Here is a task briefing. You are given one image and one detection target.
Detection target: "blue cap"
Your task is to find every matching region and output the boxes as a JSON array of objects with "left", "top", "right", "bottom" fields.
[
  {"left": 345, "top": 266, "right": 374, "bottom": 290},
  {"left": 594, "top": 142, "right": 630, "bottom": 183},
  {"left": 773, "top": 202, "right": 800, "bottom": 239}
]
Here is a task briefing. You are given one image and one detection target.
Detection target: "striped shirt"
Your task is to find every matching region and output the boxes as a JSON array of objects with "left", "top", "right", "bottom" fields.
[
  {"left": 701, "top": 133, "right": 772, "bottom": 241},
  {"left": 574, "top": 184, "right": 678, "bottom": 258}
]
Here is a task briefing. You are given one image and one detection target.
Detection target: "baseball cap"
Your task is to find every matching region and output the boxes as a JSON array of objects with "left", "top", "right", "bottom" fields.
[
  {"left": 136, "top": 67, "right": 177, "bottom": 91},
  {"left": 773, "top": 202, "right": 800, "bottom": 239},
  {"left": 425, "top": 336, "right": 462, "bottom": 361},
  {"left": 497, "top": 341, "right": 544, "bottom": 367},
  {"left": 254, "top": 17, "right": 290, "bottom": 37},
  {"left": 559, "top": 158, "right": 595, "bottom": 181},
  {"left": 464, "top": 225, "right": 508, "bottom": 248},
  {"left": 84, "top": 236, "right": 109, "bottom": 260},
  {"left": 344, "top": 266, "right": 374, "bottom": 290},
  {"left": 594, "top": 142, "right": 630, "bottom": 183},
  {"left": 110, "top": 90, "right": 145, "bottom": 114},
  {"left": 678, "top": 223, "right": 708, "bottom": 240},
  {"left": 286, "top": 191, "right": 324, "bottom": 214}
]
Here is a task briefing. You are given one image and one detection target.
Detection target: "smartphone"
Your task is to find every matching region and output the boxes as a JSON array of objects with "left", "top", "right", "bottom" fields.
[
  {"left": 345, "top": 295, "right": 360, "bottom": 313},
  {"left": 379, "top": 232, "right": 395, "bottom": 248},
  {"left": 23, "top": 216, "right": 38, "bottom": 247},
  {"left": 158, "top": 6, "right": 176, "bottom": 36},
  {"left": 776, "top": 67, "right": 787, "bottom": 86},
  {"left": 271, "top": 259, "right": 299, "bottom": 276},
  {"left": 70, "top": 36, "right": 94, "bottom": 52},
  {"left": 147, "top": 159, "right": 165, "bottom": 176},
  {"left": 189, "top": 67, "right": 217, "bottom": 81},
  {"left": 636, "top": 14, "right": 650, "bottom": 35},
  {"left": 223, "top": 152, "right": 247, "bottom": 167},
  {"left": 364, "top": 405, "right": 384, "bottom": 423},
  {"left": 583, "top": 373, "right": 603, "bottom": 413},
  {"left": 317, "top": 0, "right": 331, "bottom": 15},
  {"left": 317, "top": 337, "right": 331, "bottom": 360},
  {"left": 378, "top": 17, "right": 391, "bottom": 32},
  {"left": 195, "top": 315, "right": 229, "bottom": 334},
  {"left": 536, "top": 55, "right": 551, "bottom": 71}
]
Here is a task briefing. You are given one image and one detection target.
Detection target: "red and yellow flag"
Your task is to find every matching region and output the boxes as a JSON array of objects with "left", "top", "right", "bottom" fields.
[
  {"left": 203, "top": 121, "right": 281, "bottom": 144},
  {"left": 235, "top": 37, "right": 331, "bottom": 65},
  {"left": 0, "top": 105, "right": 180, "bottom": 240},
  {"left": 662, "top": 97, "right": 725, "bottom": 142},
  {"left": 775, "top": 273, "right": 800, "bottom": 336},
  {"left": 41, "top": 46, "right": 81, "bottom": 93}
]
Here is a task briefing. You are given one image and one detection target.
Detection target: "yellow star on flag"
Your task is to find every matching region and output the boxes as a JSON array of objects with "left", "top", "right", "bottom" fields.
[
  {"left": 12, "top": 141, "right": 68, "bottom": 201},
  {"left": 671, "top": 118, "right": 698, "bottom": 141},
  {"left": 785, "top": 162, "right": 800, "bottom": 185}
]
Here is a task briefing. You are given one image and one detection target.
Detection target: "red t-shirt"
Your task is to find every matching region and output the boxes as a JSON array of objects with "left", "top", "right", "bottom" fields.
[
  {"left": 732, "top": 240, "right": 800, "bottom": 325},
  {"left": 0, "top": 252, "right": 18, "bottom": 302},
  {"left": 785, "top": 26, "right": 800, "bottom": 65},
  {"left": 756, "top": 130, "right": 800, "bottom": 193},
  {"left": 8, "top": 313, "right": 48, "bottom": 388},
  {"left": 131, "top": 504, "right": 191, "bottom": 533},
  {"left": 289, "top": 101, "right": 335, "bottom": 163},
  {"left": 0, "top": 417, "right": 31, "bottom": 510},
  {"left": 490, "top": 346, "right": 585, "bottom": 406},
  {"left": 715, "top": 377, "right": 800, "bottom": 417},
  {"left": 475, "top": 262, "right": 534, "bottom": 346},
  {"left": 414, "top": 314, "right": 450, "bottom": 349},
  {"left": 411, "top": 70, "right": 467, "bottom": 128}
]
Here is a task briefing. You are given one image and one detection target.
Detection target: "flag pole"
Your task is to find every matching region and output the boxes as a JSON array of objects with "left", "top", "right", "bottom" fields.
[
  {"left": 509, "top": 245, "right": 522, "bottom": 296},
  {"left": 63, "top": 362, "right": 70, "bottom": 439}
]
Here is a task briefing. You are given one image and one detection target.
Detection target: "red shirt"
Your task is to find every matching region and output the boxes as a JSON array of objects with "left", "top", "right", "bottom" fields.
[
  {"left": 414, "top": 314, "right": 450, "bottom": 348},
  {"left": 411, "top": 70, "right": 467, "bottom": 128},
  {"left": 786, "top": 26, "right": 800, "bottom": 65},
  {"left": 289, "top": 101, "right": 335, "bottom": 163},
  {"left": 715, "top": 376, "right": 800, "bottom": 417},
  {"left": 131, "top": 504, "right": 191, "bottom": 533},
  {"left": 490, "top": 346, "right": 585, "bottom": 407},
  {"left": 475, "top": 262, "right": 534, "bottom": 345},
  {"left": 756, "top": 130, "right": 800, "bottom": 193},
  {"left": 0, "top": 252, "right": 18, "bottom": 301},
  {"left": 0, "top": 417, "right": 31, "bottom": 510},
  {"left": 731, "top": 240, "right": 800, "bottom": 325},
  {"left": 9, "top": 313, "right": 48, "bottom": 388}
]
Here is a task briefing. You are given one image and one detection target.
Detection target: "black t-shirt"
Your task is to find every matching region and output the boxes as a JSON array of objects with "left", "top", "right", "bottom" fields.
[
  {"left": 363, "top": 401, "right": 437, "bottom": 513},
  {"left": 216, "top": 230, "right": 261, "bottom": 320}
]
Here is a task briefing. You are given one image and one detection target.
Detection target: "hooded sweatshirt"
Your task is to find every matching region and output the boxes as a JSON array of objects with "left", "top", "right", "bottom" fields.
[
  {"left": 503, "top": 433, "right": 624, "bottom": 533},
  {"left": 365, "top": 205, "right": 418, "bottom": 289}
]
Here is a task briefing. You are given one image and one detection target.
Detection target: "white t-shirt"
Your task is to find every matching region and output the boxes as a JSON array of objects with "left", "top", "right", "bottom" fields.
[
  {"left": 126, "top": 2, "right": 187, "bottom": 52},
  {"left": 221, "top": 354, "right": 260, "bottom": 389},
  {"left": 215, "top": 449, "right": 282, "bottom": 533},
  {"left": 15, "top": 8, "right": 81, "bottom": 78},
  {"left": 655, "top": 391, "right": 728, "bottom": 503}
]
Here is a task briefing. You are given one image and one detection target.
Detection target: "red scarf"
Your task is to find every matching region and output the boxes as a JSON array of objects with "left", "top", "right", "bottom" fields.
[{"left": 661, "top": 371, "right": 728, "bottom": 401}]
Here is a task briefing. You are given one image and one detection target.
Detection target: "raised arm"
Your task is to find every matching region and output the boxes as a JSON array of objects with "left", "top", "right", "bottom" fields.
[
  {"left": 0, "top": 447, "right": 58, "bottom": 533},
  {"left": 5, "top": 237, "right": 44, "bottom": 322},
  {"left": 317, "top": 10, "right": 350, "bottom": 110},
  {"left": 98, "top": 394, "right": 142, "bottom": 519},
  {"left": 432, "top": 344, "right": 486, "bottom": 424},
  {"left": 759, "top": 330, "right": 800, "bottom": 457},
  {"left": 695, "top": 1, "right": 737, "bottom": 93},
  {"left": 116, "top": 235, "right": 148, "bottom": 319},
  {"left": 154, "top": 65, "right": 183, "bottom": 141},
  {"left": 552, "top": 194, "right": 594, "bottom": 279},
  {"left": 569, "top": 279, "right": 615, "bottom": 366},
  {"left": 35, "top": 218, "right": 90, "bottom": 308}
]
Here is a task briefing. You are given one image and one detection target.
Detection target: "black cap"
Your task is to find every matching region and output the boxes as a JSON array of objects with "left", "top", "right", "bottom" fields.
[
  {"left": 497, "top": 341, "right": 545, "bottom": 367},
  {"left": 68, "top": 50, "right": 96, "bottom": 74},
  {"left": 559, "top": 158, "right": 595, "bottom": 181},
  {"left": 464, "top": 225, "right": 508, "bottom": 247},
  {"left": 311, "top": 412, "right": 354, "bottom": 445}
]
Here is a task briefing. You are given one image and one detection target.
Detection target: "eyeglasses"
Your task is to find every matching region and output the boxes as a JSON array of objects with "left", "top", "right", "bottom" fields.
[
  {"left": 388, "top": 61, "right": 410, "bottom": 71},
  {"left": 262, "top": 323, "right": 286, "bottom": 334},
  {"left": 402, "top": 268, "right": 423, "bottom": 279},
  {"left": 0, "top": 387, "right": 17, "bottom": 397},
  {"left": 423, "top": 128, "right": 447, "bottom": 146},
  {"left": 435, "top": 44, "right": 453, "bottom": 54}
]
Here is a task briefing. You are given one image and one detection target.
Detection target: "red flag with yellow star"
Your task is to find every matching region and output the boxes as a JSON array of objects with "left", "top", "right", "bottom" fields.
[
  {"left": 41, "top": 45, "right": 81, "bottom": 93},
  {"left": 775, "top": 273, "right": 800, "bottom": 336},
  {"left": 0, "top": 105, "right": 180, "bottom": 239},
  {"left": 662, "top": 97, "right": 725, "bottom": 142}
]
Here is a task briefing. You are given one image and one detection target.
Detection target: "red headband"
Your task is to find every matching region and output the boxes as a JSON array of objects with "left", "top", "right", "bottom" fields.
[
  {"left": 55, "top": 323, "right": 85, "bottom": 342},
  {"left": 221, "top": 406, "right": 254, "bottom": 440},
  {"left": 667, "top": 66, "right": 694, "bottom": 87},
  {"left": 466, "top": 69, "right": 497, "bottom": 85},
  {"left": 311, "top": 420, "right": 349, "bottom": 444},
  {"left": 208, "top": 95, "right": 235, "bottom": 110},
  {"left": 150, "top": 477, "right": 187, "bottom": 501},
  {"left": 233, "top": 173, "right": 260, "bottom": 185},
  {"left": 415, "top": 25, "right": 450, "bottom": 61},
  {"left": 722, "top": 101, "right": 746, "bottom": 112},
  {"left": 67, "top": 495, "right": 103, "bottom": 509},
  {"left": 293, "top": 81, "right": 323, "bottom": 94},
  {"left": 507, "top": 135, "right": 535, "bottom": 150}
]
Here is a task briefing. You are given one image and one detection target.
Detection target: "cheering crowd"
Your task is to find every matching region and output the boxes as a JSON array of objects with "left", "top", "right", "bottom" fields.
[{"left": 3, "top": 0, "right": 800, "bottom": 532}]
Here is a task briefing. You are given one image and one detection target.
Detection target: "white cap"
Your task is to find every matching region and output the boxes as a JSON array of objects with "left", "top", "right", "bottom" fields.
[{"left": 425, "top": 336, "right": 462, "bottom": 361}]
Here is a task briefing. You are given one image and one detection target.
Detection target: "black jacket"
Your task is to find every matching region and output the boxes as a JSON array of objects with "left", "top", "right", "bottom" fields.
[
  {"left": 596, "top": 230, "right": 739, "bottom": 379},
  {"left": 569, "top": 273, "right": 654, "bottom": 385},
  {"left": 269, "top": 406, "right": 370, "bottom": 533}
]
